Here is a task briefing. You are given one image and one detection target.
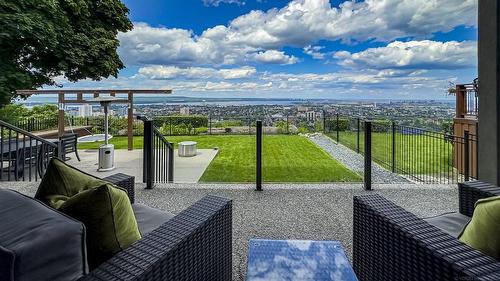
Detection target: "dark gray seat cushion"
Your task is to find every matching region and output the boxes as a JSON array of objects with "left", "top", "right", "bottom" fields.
[
  {"left": 424, "top": 212, "right": 471, "bottom": 238},
  {"left": 132, "top": 203, "right": 174, "bottom": 235},
  {"left": 0, "top": 189, "right": 87, "bottom": 281}
]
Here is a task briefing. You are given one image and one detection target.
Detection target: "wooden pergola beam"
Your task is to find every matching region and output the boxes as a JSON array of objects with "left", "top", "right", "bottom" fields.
[
  {"left": 16, "top": 89, "right": 172, "bottom": 95},
  {"left": 16, "top": 89, "right": 172, "bottom": 150}
]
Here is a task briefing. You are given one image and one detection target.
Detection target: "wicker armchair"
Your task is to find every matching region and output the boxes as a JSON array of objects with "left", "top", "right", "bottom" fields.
[
  {"left": 353, "top": 181, "right": 500, "bottom": 281},
  {"left": 79, "top": 174, "right": 233, "bottom": 281}
]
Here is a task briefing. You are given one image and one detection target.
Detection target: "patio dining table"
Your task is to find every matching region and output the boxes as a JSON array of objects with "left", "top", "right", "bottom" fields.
[{"left": 0, "top": 138, "right": 59, "bottom": 180}]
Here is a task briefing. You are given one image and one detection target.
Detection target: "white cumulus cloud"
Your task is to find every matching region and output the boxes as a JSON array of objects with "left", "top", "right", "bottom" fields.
[
  {"left": 137, "top": 65, "right": 257, "bottom": 79},
  {"left": 202, "top": 0, "right": 245, "bottom": 6},
  {"left": 303, "top": 45, "right": 326, "bottom": 59},
  {"left": 249, "top": 50, "right": 298, "bottom": 64},
  {"left": 118, "top": 0, "right": 476, "bottom": 67},
  {"left": 334, "top": 40, "right": 477, "bottom": 70}
]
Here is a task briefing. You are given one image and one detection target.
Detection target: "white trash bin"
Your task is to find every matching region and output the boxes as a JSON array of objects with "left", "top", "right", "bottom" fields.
[
  {"left": 98, "top": 144, "right": 115, "bottom": 171},
  {"left": 178, "top": 141, "right": 197, "bottom": 157}
]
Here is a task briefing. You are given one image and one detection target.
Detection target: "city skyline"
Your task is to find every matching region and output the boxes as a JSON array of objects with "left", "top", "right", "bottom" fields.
[{"left": 47, "top": 0, "right": 477, "bottom": 100}]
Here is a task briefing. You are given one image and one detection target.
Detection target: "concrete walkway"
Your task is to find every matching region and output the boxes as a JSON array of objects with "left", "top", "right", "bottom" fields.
[
  {"left": 6, "top": 182, "right": 457, "bottom": 280},
  {"left": 67, "top": 148, "right": 218, "bottom": 183}
]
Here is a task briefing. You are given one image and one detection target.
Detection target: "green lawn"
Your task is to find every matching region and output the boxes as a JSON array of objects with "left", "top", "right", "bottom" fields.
[
  {"left": 79, "top": 135, "right": 361, "bottom": 182},
  {"left": 328, "top": 131, "right": 454, "bottom": 174}
]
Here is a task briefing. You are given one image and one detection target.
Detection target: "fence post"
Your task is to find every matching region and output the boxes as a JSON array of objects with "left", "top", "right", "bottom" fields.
[
  {"left": 168, "top": 142, "right": 174, "bottom": 183},
  {"left": 169, "top": 117, "right": 172, "bottom": 135},
  {"left": 209, "top": 114, "right": 212, "bottom": 135},
  {"left": 392, "top": 121, "right": 396, "bottom": 173},
  {"left": 475, "top": 122, "right": 479, "bottom": 179},
  {"left": 464, "top": 130, "right": 470, "bottom": 182},
  {"left": 323, "top": 110, "right": 326, "bottom": 133},
  {"left": 256, "top": 120, "right": 262, "bottom": 191},
  {"left": 364, "top": 121, "right": 372, "bottom": 190},
  {"left": 143, "top": 118, "right": 154, "bottom": 189},
  {"left": 336, "top": 113, "right": 339, "bottom": 142},
  {"left": 357, "top": 118, "right": 360, "bottom": 153}
]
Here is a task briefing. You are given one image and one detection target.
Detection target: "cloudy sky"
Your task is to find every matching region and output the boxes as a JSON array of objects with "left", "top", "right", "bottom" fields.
[{"left": 58, "top": 0, "right": 478, "bottom": 100}]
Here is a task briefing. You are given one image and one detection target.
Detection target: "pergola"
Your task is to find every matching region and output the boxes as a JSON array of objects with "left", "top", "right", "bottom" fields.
[{"left": 16, "top": 89, "right": 172, "bottom": 150}]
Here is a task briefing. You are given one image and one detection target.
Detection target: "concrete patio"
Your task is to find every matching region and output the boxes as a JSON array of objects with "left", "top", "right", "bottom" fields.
[
  {"left": 5, "top": 181, "right": 457, "bottom": 280},
  {"left": 67, "top": 148, "right": 218, "bottom": 183}
]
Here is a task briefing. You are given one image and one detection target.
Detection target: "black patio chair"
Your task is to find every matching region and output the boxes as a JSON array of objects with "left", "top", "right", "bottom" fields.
[
  {"left": 60, "top": 133, "right": 80, "bottom": 161},
  {"left": 353, "top": 181, "right": 500, "bottom": 281}
]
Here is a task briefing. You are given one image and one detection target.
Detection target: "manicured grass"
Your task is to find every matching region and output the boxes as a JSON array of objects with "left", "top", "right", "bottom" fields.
[
  {"left": 78, "top": 136, "right": 144, "bottom": 150},
  {"left": 79, "top": 135, "right": 361, "bottom": 182},
  {"left": 327, "top": 131, "right": 454, "bottom": 174}
]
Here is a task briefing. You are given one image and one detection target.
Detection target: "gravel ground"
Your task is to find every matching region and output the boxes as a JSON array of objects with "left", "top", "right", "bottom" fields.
[
  {"left": 309, "top": 133, "right": 410, "bottom": 183},
  {"left": 6, "top": 181, "right": 456, "bottom": 280}
]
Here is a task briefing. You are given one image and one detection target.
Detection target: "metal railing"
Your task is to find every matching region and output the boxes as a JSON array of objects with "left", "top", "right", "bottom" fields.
[
  {"left": 139, "top": 116, "right": 174, "bottom": 188},
  {"left": 0, "top": 120, "right": 60, "bottom": 181},
  {"left": 13, "top": 117, "right": 59, "bottom": 132},
  {"left": 325, "top": 115, "right": 477, "bottom": 184},
  {"left": 457, "top": 81, "right": 478, "bottom": 117}
]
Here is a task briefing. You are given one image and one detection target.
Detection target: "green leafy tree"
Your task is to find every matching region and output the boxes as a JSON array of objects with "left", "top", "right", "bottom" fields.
[
  {"left": 0, "top": 0, "right": 133, "bottom": 106},
  {"left": 0, "top": 104, "right": 29, "bottom": 123},
  {"left": 29, "top": 104, "right": 58, "bottom": 119},
  {"left": 276, "top": 120, "right": 288, "bottom": 134}
]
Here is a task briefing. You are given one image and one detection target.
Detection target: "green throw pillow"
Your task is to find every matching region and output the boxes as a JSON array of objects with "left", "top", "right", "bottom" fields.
[
  {"left": 59, "top": 183, "right": 141, "bottom": 269},
  {"left": 459, "top": 195, "right": 500, "bottom": 260},
  {"left": 35, "top": 158, "right": 109, "bottom": 208}
]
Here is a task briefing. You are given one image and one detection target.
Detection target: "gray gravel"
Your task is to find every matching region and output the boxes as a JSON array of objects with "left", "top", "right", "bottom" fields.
[
  {"left": 5, "top": 181, "right": 456, "bottom": 280},
  {"left": 309, "top": 133, "right": 410, "bottom": 183}
]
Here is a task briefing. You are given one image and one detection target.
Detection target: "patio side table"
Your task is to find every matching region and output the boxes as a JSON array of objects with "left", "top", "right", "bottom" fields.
[{"left": 246, "top": 239, "right": 358, "bottom": 281}]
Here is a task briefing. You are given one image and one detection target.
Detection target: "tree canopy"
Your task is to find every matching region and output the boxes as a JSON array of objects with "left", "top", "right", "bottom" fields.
[
  {"left": 0, "top": 103, "right": 58, "bottom": 123},
  {"left": 0, "top": 0, "right": 133, "bottom": 106}
]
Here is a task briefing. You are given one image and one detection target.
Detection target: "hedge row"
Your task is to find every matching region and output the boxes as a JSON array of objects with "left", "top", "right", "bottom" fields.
[{"left": 153, "top": 115, "right": 208, "bottom": 128}]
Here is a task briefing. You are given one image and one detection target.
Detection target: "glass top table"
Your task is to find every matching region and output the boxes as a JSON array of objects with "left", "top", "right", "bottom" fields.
[{"left": 246, "top": 239, "right": 358, "bottom": 281}]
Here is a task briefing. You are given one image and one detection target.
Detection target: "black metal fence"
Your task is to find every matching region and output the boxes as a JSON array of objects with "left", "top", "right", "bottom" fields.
[
  {"left": 325, "top": 115, "right": 477, "bottom": 184},
  {"left": 13, "top": 117, "right": 58, "bottom": 132},
  {"left": 139, "top": 116, "right": 174, "bottom": 188},
  {"left": 7, "top": 116, "right": 144, "bottom": 136},
  {"left": 0, "top": 120, "right": 60, "bottom": 181}
]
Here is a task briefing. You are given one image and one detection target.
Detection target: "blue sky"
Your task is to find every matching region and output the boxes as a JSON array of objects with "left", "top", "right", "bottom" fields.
[{"left": 54, "top": 0, "right": 478, "bottom": 100}]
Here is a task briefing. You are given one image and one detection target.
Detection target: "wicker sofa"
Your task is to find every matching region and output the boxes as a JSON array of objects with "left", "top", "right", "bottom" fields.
[
  {"left": 80, "top": 174, "right": 233, "bottom": 281},
  {"left": 0, "top": 172, "right": 232, "bottom": 281},
  {"left": 353, "top": 181, "right": 500, "bottom": 281}
]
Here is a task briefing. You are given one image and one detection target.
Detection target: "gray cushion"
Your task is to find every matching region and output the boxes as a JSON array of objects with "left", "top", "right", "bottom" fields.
[
  {"left": 0, "top": 189, "right": 87, "bottom": 281},
  {"left": 424, "top": 212, "right": 471, "bottom": 238},
  {"left": 132, "top": 203, "right": 174, "bottom": 235}
]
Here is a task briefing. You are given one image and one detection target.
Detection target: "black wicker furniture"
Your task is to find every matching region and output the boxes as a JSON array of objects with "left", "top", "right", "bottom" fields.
[
  {"left": 1, "top": 172, "right": 232, "bottom": 281},
  {"left": 78, "top": 174, "right": 233, "bottom": 281},
  {"left": 353, "top": 180, "right": 500, "bottom": 281}
]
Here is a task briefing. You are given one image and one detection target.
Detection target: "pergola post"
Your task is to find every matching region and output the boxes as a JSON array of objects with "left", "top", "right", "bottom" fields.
[
  {"left": 478, "top": 0, "right": 500, "bottom": 184},
  {"left": 58, "top": 92, "right": 65, "bottom": 137},
  {"left": 128, "top": 91, "right": 133, "bottom": 151}
]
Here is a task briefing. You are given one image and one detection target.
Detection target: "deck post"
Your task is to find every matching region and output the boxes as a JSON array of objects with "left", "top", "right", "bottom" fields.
[
  {"left": 143, "top": 118, "right": 154, "bottom": 189},
  {"left": 478, "top": 0, "right": 500, "bottom": 184},
  {"left": 58, "top": 92, "right": 65, "bottom": 137},
  {"left": 256, "top": 120, "right": 262, "bottom": 191},
  {"left": 464, "top": 130, "right": 470, "bottom": 182},
  {"left": 128, "top": 92, "right": 134, "bottom": 151},
  {"left": 392, "top": 121, "right": 396, "bottom": 173},
  {"left": 364, "top": 121, "right": 372, "bottom": 190}
]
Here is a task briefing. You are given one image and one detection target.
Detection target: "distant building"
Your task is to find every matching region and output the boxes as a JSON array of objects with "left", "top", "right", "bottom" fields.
[
  {"left": 306, "top": 111, "right": 320, "bottom": 122},
  {"left": 297, "top": 106, "right": 309, "bottom": 113},
  {"left": 78, "top": 104, "right": 93, "bottom": 117},
  {"left": 180, "top": 107, "right": 190, "bottom": 115}
]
